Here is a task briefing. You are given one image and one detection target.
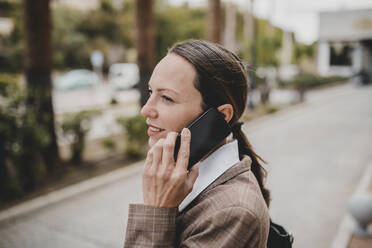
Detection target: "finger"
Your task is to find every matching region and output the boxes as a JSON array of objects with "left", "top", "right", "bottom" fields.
[
  {"left": 186, "top": 162, "right": 200, "bottom": 190},
  {"left": 175, "top": 128, "right": 191, "bottom": 171},
  {"left": 144, "top": 149, "right": 153, "bottom": 171},
  {"left": 151, "top": 138, "right": 164, "bottom": 171},
  {"left": 161, "top": 132, "right": 178, "bottom": 170}
]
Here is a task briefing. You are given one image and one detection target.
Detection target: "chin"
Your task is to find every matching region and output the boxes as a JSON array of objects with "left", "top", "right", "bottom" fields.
[
  {"left": 148, "top": 137, "right": 155, "bottom": 147},
  {"left": 148, "top": 136, "right": 160, "bottom": 147},
  {"left": 148, "top": 132, "right": 169, "bottom": 147}
]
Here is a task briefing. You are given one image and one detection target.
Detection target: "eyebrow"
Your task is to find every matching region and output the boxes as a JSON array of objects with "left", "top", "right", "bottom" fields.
[{"left": 152, "top": 87, "right": 180, "bottom": 96}]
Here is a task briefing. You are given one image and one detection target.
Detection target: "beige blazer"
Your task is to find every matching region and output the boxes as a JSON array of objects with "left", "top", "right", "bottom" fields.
[{"left": 124, "top": 156, "right": 270, "bottom": 247}]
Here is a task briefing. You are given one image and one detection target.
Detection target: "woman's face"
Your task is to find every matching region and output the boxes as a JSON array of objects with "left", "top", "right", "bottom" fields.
[{"left": 141, "top": 53, "right": 204, "bottom": 147}]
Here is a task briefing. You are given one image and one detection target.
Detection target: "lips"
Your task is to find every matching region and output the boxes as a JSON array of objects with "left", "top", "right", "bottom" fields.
[{"left": 146, "top": 122, "right": 165, "bottom": 136}]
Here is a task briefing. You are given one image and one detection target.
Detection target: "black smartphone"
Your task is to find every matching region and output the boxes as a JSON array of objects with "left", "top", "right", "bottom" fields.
[{"left": 173, "top": 108, "right": 232, "bottom": 170}]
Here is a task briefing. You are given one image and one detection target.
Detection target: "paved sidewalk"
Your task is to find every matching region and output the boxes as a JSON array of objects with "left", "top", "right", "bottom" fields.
[
  {"left": 347, "top": 163, "right": 372, "bottom": 248},
  {"left": 330, "top": 159, "right": 372, "bottom": 248}
]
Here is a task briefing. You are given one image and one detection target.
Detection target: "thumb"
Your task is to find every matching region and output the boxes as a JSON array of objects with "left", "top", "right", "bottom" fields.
[{"left": 186, "top": 162, "right": 200, "bottom": 188}]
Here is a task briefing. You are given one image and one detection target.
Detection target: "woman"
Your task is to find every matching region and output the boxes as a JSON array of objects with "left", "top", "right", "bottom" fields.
[{"left": 125, "top": 40, "right": 270, "bottom": 247}]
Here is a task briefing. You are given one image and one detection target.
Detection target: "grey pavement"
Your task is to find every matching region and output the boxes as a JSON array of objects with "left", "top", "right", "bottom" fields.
[
  {"left": 0, "top": 82, "right": 371, "bottom": 248},
  {"left": 244, "top": 83, "right": 372, "bottom": 247}
]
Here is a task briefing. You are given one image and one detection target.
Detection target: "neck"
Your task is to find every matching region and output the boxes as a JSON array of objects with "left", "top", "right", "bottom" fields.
[{"left": 200, "top": 139, "right": 228, "bottom": 162}]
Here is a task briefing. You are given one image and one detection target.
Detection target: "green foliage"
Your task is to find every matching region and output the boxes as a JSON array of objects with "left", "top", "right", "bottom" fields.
[
  {"left": 0, "top": 73, "right": 17, "bottom": 95},
  {"left": 110, "top": 97, "right": 118, "bottom": 105},
  {"left": 61, "top": 110, "right": 100, "bottom": 164},
  {"left": 51, "top": 2, "right": 135, "bottom": 69},
  {"left": 155, "top": 6, "right": 206, "bottom": 62},
  {"left": 52, "top": 7, "right": 92, "bottom": 69},
  {"left": 282, "top": 72, "right": 348, "bottom": 91},
  {"left": 256, "top": 20, "right": 282, "bottom": 67},
  {"left": 101, "top": 138, "right": 117, "bottom": 152},
  {"left": 0, "top": 81, "right": 50, "bottom": 200},
  {"left": 0, "top": 0, "right": 23, "bottom": 73},
  {"left": 239, "top": 17, "right": 283, "bottom": 67},
  {"left": 76, "top": 11, "right": 120, "bottom": 43},
  {"left": 100, "top": 0, "right": 115, "bottom": 14},
  {"left": 0, "top": 0, "right": 16, "bottom": 17},
  {"left": 117, "top": 114, "right": 148, "bottom": 159},
  {"left": 293, "top": 42, "right": 316, "bottom": 64},
  {"left": 263, "top": 105, "right": 279, "bottom": 114}
]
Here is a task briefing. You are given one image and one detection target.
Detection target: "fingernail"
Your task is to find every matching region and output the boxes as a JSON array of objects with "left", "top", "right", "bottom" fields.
[{"left": 181, "top": 128, "right": 190, "bottom": 136}]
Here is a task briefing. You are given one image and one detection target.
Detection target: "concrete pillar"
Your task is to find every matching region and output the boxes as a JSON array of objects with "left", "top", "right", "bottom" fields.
[
  {"left": 280, "top": 31, "right": 293, "bottom": 65},
  {"left": 223, "top": 2, "right": 237, "bottom": 53},
  {"left": 318, "top": 41, "right": 330, "bottom": 76},
  {"left": 352, "top": 42, "right": 363, "bottom": 73},
  {"left": 244, "top": 9, "right": 253, "bottom": 42}
]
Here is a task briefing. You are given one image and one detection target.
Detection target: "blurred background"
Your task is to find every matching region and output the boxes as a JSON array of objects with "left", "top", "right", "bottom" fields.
[{"left": 0, "top": 0, "right": 372, "bottom": 248}]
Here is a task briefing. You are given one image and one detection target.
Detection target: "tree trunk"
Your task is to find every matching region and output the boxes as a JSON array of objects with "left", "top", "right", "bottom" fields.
[
  {"left": 207, "top": 0, "right": 222, "bottom": 44},
  {"left": 23, "top": 0, "right": 59, "bottom": 169},
  {"left": 135, "top": 0, "right": 155, "bottom": 107},
  {"left": 223, "top": 2, "right": 237, "bottom": 53}
]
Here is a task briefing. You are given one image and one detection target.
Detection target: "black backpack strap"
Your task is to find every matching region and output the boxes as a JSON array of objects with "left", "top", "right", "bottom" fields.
[{"left": 267, "top": 220, "right": 294, "bottom": 248}]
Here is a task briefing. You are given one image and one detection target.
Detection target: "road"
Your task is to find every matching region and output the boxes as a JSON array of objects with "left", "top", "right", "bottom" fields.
[{"left": 0, "top": 83, "right": 371, "bottom": 248}]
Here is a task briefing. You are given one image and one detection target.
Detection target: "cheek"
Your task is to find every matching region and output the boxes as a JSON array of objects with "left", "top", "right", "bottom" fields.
[
  {"left": 171, "top": 109, "right": 204, "bottom": 132},
  {"left": 157, "top": 106, "right": 193, "bottom": 132},
  {"left": 164, "top": 113, "right": 190, "bottom": 133},
  {"left": 148, "top": 131, "right": 169, "bottom": 147}
]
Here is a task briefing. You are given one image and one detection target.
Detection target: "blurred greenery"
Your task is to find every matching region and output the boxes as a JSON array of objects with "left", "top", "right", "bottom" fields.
[
  {"left": 0, "top": 0, "right": 306, "bottom": 72},
  {"left": 293, "top": 42, "right": 316, "bottom": 64},
  {"left": 155, "top": 5, "right": 205, "bottom": 62},
  {"left": 61, "top": 110, "right": 101, "bottom": 164},
  {"left": 0, "top": 73, "right": 17, "bottom": 95},
  {"left": 279, "top": 71, "right": 348, "bottom": 101},
  {"left": 239, "top": 17, "right": 283, "bottom": 67},
  {"left": 117, "top": 114, "right": 148, "bottom": 159},
  {"left": 0, "top": 0, "right": 23, "bottom": 73},
  {"left": 101, "top": 138, "right": 117, "bottom": 153},
  {"left": 279, "top": 72, "right": 348, "bottom": 90},
  {"left": 0, "top": 79, "right": 50, "bottom": 200}
]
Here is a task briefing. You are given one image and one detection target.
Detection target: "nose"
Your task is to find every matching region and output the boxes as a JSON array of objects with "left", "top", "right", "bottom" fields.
[{"left": 141, "top": 97, "right": 157, "bottom": 119}]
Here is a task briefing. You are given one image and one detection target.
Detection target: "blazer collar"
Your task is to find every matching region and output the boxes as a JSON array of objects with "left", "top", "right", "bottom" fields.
[
  {"left": 178, "top": 140, "right": 251, "bottom": 212},
  {"left": 178, "top": 156, "right": 252, "bottom": 214},
  {"left": 205, "top": 156, "right": 252, "bottom": 192}
]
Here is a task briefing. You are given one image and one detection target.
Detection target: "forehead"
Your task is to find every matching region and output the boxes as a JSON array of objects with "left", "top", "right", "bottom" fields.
[{"left": 149, "top": 53, "right": 198, "bottom": 94}]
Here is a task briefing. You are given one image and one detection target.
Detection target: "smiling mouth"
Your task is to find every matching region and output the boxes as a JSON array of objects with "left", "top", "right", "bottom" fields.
[
  {"left": 147, "top": 124, "right": 165, "bottom": 136},
  {"left": 149, "top": 126, "right": 162, "bottom": 132}
]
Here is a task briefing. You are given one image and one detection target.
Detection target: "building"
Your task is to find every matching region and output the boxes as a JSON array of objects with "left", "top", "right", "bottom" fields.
[{"left": 317, "top": 9, "right": 372, "bottom": 82}]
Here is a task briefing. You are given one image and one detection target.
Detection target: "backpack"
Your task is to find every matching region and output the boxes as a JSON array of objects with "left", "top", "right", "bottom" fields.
[{"left": 267, "top": 220, "right": 294, "bottom": 248}]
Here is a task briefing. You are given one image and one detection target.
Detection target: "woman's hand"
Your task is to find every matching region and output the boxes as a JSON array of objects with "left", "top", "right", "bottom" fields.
[{"left": 142, "top": 128, "right": 199, "bottom": 208}]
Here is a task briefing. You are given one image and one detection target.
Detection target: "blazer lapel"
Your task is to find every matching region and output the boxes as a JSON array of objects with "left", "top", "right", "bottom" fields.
[
  {"left": 178, "top": 156, "right": 252, "bottom": 215},
  {"left": 204, "top": 156, "right": 252, "bottom": 192}
]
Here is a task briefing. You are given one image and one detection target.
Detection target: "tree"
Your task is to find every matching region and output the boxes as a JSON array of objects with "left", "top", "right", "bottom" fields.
[
  {"left": 207, "top": 0, "right": 222, "bottom": 44},
  {"left": 135, "top": 0, "right": 156, "bottom": 107},
  {"left": 155, "top": 6, "right": 205, "bottom": 62},
  {"left": 23, "top": 0, "right": 59, "bottom": 169}
]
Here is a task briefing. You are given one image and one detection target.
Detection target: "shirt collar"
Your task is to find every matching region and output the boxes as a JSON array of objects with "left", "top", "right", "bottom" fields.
[{"left": 178, "top": 140, "right": 240, "bottom": 212}]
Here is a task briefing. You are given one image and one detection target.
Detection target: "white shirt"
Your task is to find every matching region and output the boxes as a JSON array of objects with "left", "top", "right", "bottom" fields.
[{"left": 178, "top": 140, "right": 240, "bottom": 212}]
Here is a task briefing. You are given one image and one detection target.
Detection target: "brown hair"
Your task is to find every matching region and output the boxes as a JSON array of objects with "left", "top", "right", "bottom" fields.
[{"left": 169, "top": 40, "right": 271, "bottom": 207}]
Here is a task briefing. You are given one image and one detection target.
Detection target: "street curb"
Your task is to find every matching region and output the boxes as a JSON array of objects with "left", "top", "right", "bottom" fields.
[
  {"left": 0, "top": 160, "right": 144, "bottom": 226},
  {"left": 330, "top": 157, "right": 372, "bottom": 248}
]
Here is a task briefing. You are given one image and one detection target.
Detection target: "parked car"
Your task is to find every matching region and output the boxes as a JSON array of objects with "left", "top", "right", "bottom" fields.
[
  {"left": 108, "top": 63, "right": 139, "bottom": 91},
  {"left": 54, "top": 69, "right": 100, "bottom": 90}
]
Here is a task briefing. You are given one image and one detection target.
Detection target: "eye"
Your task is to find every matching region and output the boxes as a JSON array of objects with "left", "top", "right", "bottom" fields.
[
  {"left": 147, "top": 89, "right": 152, "bottom": 96},
  {"left": 162, "top": 95, "right": 174, "bottom": 102}
]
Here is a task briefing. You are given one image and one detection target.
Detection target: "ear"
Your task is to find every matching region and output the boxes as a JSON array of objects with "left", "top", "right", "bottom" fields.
[{"left": 217, "top": 104, "right": 234, "bottom": 123}]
